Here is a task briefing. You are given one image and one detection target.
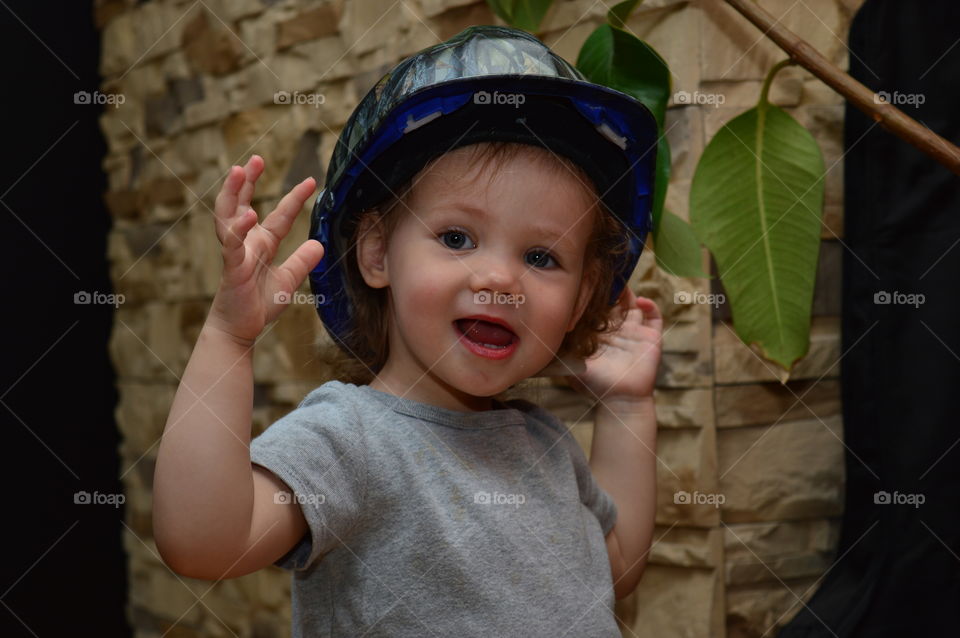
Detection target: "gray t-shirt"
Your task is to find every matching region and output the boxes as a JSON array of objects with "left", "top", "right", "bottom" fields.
[{"left": 249, "top": 380, "right": 620, "bottom": 637}]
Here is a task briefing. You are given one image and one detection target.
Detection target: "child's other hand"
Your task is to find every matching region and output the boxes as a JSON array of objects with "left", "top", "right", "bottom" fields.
[
  {"left": 207, "top": 155, "right": 324, "bottom": 345},
  {"left": 563, "top": 288, "right": 663, "bottom": 403}
]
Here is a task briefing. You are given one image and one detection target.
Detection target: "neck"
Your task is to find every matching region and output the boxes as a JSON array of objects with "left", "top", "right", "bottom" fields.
[{"left": 369, "top": 364, "right": 495, "bottom": 412}]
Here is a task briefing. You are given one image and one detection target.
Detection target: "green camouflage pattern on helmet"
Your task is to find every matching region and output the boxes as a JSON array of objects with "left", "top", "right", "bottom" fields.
[{"left": 327, "top": 25, "right": 587, "bottom": 192}]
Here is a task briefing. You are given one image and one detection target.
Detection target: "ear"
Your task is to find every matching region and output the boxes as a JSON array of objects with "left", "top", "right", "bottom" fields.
[{"left": 356, "top": 214, "right": 390, "bottom": 289}]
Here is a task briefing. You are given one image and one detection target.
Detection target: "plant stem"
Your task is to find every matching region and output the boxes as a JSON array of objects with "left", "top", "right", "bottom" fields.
[
  {"left": 760, "top": 58, "right": 796, "bottom": 106},
  {"left": 724, "top": 0, "right": 960, "bottom": 176}
]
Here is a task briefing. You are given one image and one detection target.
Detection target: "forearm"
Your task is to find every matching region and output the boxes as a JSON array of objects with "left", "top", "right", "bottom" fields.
[
  {"left": 589, "top": 396, "right": 657, "bottom": 589},
  {"left": 153, "top": 319, "right": 257, "bottom": 566}
]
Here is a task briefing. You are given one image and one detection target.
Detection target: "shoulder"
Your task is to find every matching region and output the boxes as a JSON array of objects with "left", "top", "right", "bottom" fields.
[
  {"left": 254, "top": 379, "right": 367, "bottom": 443},
  {"left": 297, "top": 379, "right": 365, "bottom": 410}
]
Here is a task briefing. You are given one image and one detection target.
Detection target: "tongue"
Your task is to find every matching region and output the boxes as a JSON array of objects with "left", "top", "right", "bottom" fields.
[{"left": 457, "top": 319, "right": 515, "bottom": 347}]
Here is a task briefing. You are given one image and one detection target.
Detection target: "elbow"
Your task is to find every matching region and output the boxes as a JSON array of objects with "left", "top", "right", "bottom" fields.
[
  {"left": 613, "top": 557, "right": 649, "bottom": 600},
  {"left": 154, "top": 522, "right": 226, "bottom": 581},
  {"left": 613, "top": 578, "right": 636, "bottom": 601},
  {"left": 156, "top": 543, "right": 224, "bottom": 581},
  {"left": 155, "top": 534, "right": 206, "bottom": 580}
]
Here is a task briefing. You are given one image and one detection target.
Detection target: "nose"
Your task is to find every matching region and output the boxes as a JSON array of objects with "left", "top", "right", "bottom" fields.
[{"left": 465, "top": 249, "right": 523, "bottom": 297}]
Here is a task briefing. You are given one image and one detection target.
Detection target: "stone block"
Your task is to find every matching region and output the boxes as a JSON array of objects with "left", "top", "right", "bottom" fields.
[
  {"left": 718, "top": 415, "right": 845, "bottom": 522},
  {"left": 657, "top": 427, "right": 720, "bottom": 527},
  {"left": 723, "top": 518, "right": 841, "bottom": 585},
  {"left": 700, "top": 0, "right": 847, "bottom": 82},
  {"left": 649, "top": 525, "right": 724, "bottom": 569},
  {"left": 726, "top": 575, "right": 822, "bottom": 637},
  {"left": 339, "top": 0, "right": 411, "bottom": 57},
  {"left": 539, "top": 1, "right": 606, "bottom": 33},
  {"left": 420, "top": 0, "right": 482, "bottom": 19},
  {"left": 430, "top": 2, "right": 498, "bottom": 40},
  {"left": 182, "top": 9, "right": 244, "bottom": 76},
  {"left": 617, "top": 563, "right": 724, "bottom": 638},
  {"left": 277, "top": 5, "right": 341, "bottom": 49},
  {"left": 715, "top": 378, "right": 841, "bottom": 428},
  {"left": 654, "top": 387, "right": 714, "bottom": 429}
]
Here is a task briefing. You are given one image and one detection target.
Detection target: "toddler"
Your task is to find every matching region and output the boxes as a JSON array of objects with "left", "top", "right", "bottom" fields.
[{"left": 154, "top": 25, "right": 662, "bottom": 637}]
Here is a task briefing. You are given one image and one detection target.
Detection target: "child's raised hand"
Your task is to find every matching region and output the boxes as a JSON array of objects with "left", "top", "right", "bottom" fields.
[
  {"left": 207, "top": 155, "right": 325, "bottom": 345},
  {"left": 562, "top": 288, "right": 663, "bottom": 403}
]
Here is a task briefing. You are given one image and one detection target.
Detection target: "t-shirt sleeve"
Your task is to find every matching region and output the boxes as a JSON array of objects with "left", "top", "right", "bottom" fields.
[
  {"left": 572, "top": 444, "right": 619, "bottom": 537},
  {"left": 521, "top": 401, "right": 619, "bottom": 536},
  {"left": 249, "top": 381, "right": 367, "bottom": 571}
]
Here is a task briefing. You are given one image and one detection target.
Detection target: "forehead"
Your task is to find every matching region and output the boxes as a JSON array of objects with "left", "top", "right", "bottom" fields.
[{"left": 411, "top": 146, "right": 598, "bottom": 243}]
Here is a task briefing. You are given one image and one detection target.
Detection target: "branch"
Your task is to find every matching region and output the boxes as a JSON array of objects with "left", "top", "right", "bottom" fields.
[{"left": 724, "top": 0, "right": 960, "bottom": 176}]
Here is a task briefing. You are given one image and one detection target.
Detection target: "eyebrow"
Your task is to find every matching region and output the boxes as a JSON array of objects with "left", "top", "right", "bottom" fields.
[{"left": 431, "top": 201, "right": 581, "bottom": 252}]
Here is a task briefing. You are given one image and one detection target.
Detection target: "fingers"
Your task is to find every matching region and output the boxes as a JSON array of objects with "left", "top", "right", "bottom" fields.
[
  {"left": 276, "top": 239, "right": 325, "bottom": 291},
  {"left": 635, "top": 295, "right": 663, "bottom": 332},
  {"left": 261, "top": 177, "right": 317, "bottom": 240},
  {"left": 237, "top": 155, "right": 265, "bottom": 210},
  {"left": 213, "top": 165, "right": 246, "bottom": 240},
  {"left": 214, "top": 155, "right": 263, "bottom": 244},
  {"left": 221, "top": 208, "right": 258, "bottom": 269}
]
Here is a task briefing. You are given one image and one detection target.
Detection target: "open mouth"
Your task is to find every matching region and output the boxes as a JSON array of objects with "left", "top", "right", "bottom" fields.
[{"left": 453, "top": 318, "right": 518, "bottom": 350}]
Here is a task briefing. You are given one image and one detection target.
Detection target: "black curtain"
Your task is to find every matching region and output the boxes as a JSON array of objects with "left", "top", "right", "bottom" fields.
[
  {"left": 0, "top": 1, "right": 130, "bottom": 636},
  {"left": 781, "top": 1, "right": 960, "bottom": 636}
]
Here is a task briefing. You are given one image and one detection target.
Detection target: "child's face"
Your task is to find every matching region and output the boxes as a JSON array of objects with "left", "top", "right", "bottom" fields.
[{"left": 358, "top": 144, "right": 596, "bottom": 411}]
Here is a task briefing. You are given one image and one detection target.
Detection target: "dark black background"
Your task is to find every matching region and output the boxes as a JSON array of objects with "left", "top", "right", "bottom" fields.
[{"left": 1, "top": 1, "right": 130, "bottom": 635}]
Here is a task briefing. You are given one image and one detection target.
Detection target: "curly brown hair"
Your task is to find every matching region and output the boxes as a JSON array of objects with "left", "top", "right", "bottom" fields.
[{"left": 318, "top": 141, "right": 633, "bottom": 390}]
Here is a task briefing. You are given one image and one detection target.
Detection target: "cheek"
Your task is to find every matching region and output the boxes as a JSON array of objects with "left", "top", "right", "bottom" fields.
[
  {"left": 390, "top": 251, "right": 457, "bottom": 323},
  {"left": 525, "top": 280, "right": 583, "bottom": 338}
]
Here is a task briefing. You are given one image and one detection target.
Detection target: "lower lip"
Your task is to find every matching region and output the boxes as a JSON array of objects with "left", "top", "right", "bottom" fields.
[{"left": 453, "top": 321, "right": 519, "bottom": 360}]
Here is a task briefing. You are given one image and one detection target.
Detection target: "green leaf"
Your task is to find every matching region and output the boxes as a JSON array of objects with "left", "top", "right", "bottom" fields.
[
  {"left": 654, "top": 209, "right": 709, "bottom": 278},
  {"left": 689, "top": 100, "right": 825, "bottom": 373},
  {"left": 608, "top": 0, "right": 645, "bottom": 29},
  {"left": 576, "top": 24, "right": 670, "bottom": 129},
  {"left": 651, "top": 134, "right": 670, "bottom": 233},
  {"left": 486, "top": 0, "right": 554, "bottom": 32}
]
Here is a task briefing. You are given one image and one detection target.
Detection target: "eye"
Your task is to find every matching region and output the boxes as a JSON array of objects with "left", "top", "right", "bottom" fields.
[
  {"left": 526, "top": 249, "right": 558, "bottom": 269},
  {"left": 438, "top": 228, "right": 476, "bottom": 250}
]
